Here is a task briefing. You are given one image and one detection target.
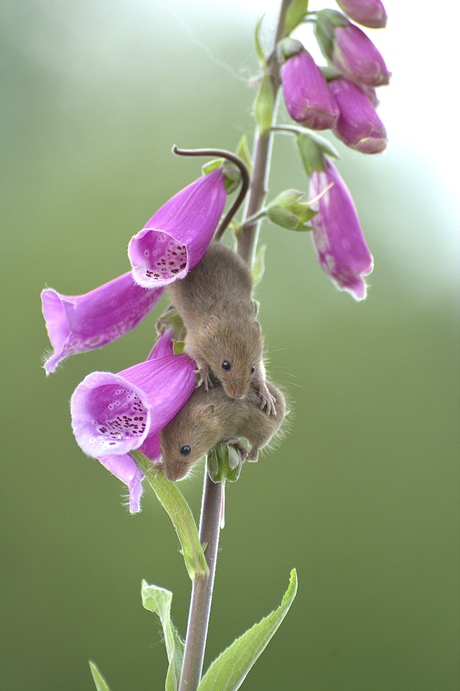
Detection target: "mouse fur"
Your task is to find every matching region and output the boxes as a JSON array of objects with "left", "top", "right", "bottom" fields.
[{"left": 159, "top": 378, "right": 286, "bottom": 482}]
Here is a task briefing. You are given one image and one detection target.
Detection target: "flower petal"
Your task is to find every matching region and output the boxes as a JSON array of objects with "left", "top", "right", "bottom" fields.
[
  {"left": 281, "top": 48, "right": 339, "bottom": 130},
  {"left": 41, "top": 272, "right": 164, "bottom": 374},
  {"left": 128, "top": 169, "right": 226, "bottom": 288},
  {"left": 309, "top": 159, "right": 373, "bottom": 300},
  {"left": 70, "top": 354, "right": 196, "bottom": 458},
  {"left": 329, "top": 77, "right": 387, "bottom": 153}
]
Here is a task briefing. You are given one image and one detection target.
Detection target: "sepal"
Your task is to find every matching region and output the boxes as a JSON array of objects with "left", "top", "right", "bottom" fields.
[
  {"left": 207, "top": 442, "right": 246, "bottom": 484},
  {"left": 267, "top": 189, "right": 316, "bottom": 231},
  {"left": 297, "top": 132, "right": 337, "bottom": 176}
]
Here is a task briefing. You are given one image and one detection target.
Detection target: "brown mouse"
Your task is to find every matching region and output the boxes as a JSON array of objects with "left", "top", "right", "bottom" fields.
[
  {"left": 159, "top": 378, "right": 286, "bottom": 482},
  {"left": 167, "top": 241, "right": 276, "bottom": 414}
]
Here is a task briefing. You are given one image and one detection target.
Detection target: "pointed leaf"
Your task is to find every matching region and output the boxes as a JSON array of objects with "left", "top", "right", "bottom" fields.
[
  {"left": 198, "top": 569, "right": 298, "bottom": 691},
  {"left": 235, "top": 136, "right": 253, "bottom": 175},
  {"left": 252, "top": 243, "right": 267, "bottom": 288},
  {"left": 254, "top": 73, "right": 274, "bottom": 134},
  {"left": 132, "top": 451, "right": 209, "bottom": 580},
  {"left": 254, "top": 15, "right": 266, "bottom": 66},
  {"left": 142, "top": 582, "right": 185, "bottom": 691},
  {"left": 284, "top": 0, "right": 309, "bottom": 35},
  {"left": 89, "top": 661, "right": 111, "bottom": 691}
]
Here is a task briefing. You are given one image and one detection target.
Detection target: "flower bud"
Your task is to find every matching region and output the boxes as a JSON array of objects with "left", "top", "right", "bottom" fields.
[
  {"left": 281, "top": 43, "right": 339, "bottom": 130},
  {"left": 308, "top": 158, "right": 373, "bottom": 300},
  {"left": 316, "top": 10, "right": 390, "bottom": 87},
  {"left": 336, "top": 0, "right": 387, "bottom": 29},
  {"left": 329, "top": 77, "right": 387, "bottom": 153}
]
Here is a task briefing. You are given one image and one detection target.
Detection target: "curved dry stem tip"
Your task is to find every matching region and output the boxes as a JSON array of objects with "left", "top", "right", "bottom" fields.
[{"left": 172, "top": 145, "right": 250, "bottom": 242}]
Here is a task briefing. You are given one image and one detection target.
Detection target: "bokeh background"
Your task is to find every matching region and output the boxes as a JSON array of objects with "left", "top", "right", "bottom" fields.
[{"left": 2, "top": 1, "right": 458, "bottom": 689}]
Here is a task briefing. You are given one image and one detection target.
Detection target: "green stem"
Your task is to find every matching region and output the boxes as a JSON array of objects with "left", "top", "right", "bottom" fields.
[
  {"left": 179, "top": 473, "right": 223, "bottom": 691},
  {"left": 237, "top": 0, "right": 292, "bottom": 266}
]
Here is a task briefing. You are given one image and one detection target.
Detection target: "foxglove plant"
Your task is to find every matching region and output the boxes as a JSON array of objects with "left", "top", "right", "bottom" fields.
[{"left": 41, "top": 0, "right": 390, "bottom": 688}]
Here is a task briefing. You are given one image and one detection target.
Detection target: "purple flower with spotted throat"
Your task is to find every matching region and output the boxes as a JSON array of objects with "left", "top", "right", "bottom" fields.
[
  {"left": 308, "top": 158, "right": 373, "bottom": 300},
  {"left": 281, "top": 42, "right": 339, "bottom": 130},
  {"left": 128, "top": 167, "right": 227, "bottom": 288},
  {"left": 70, "top": 331, "right": 196, "bottom": 512},
  {"left": 41, "top": 272, "right": 165, "bottom": 374},
  {"left": 329, "top": 77, "right": 387, "bottom": 153}
]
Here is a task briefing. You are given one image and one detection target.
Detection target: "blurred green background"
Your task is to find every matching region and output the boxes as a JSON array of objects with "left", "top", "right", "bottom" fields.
[{"left": 1, "top": 1, "right": 458, "bottom": 689}]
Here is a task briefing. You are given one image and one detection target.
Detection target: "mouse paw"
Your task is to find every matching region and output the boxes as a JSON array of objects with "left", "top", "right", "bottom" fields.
[
  {"left": 247, "top": 446, "right": 259, "bottom": 462},
  {"left": 196, "top": 363, "right": 213, "bottom": 391},
  {"left": 226, "top": 438, "right": 248, "bottom": 464},
  {"left": 257, "top": 382, "right": 277, "bottom": 416}
]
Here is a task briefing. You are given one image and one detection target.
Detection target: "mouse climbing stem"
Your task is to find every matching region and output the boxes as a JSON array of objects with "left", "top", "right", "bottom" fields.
[{"left": 237, "top": 0, "right": 292, "bottom": 267}]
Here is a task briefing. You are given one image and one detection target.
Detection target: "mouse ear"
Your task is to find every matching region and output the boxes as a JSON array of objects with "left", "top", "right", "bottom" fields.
[
  {"left": 203, "top": 402, "right": 217, "bottom": 420},
  {"left": 204, "top": 314, "right": 220, "bottom": 332},
  {"left": 253, "top": 319, "right": 262, "bottom": 332}
]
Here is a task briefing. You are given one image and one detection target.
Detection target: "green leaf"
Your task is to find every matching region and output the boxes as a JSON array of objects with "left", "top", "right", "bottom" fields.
[
  {"left": 89, "top": 661, "right": 111, "bottom": 691},
  {"left": 254, "top": 73, "right": 274, "bottom": 134},
  {"left": 198, "top": 569, "right": 298, "bottom": 691},
  {"left": 132, "top": 451, "right": 209, "bottom": 581},
  {"left": 156, "top": 304, "right": 186, "bottom": 343},
  {"left": 235, "top": 136, "right": 253, "bottom": 175},
  {"left": 296, "top": 133, "right": 329, "bottom": 176},
  {"left": 142, "top": 582, "right": 184, "bottom": 691},
  {"left": 254, "top": 15, "right": 266, "bottom": 66},
  {"left": 202, "top": 158, "right": 223, "bottom": 175},
  {"left": 284, "top": 0, "right": 309, "bottom": 35},
  {"left": 252, "top": 243, "right": 266, "bottom": 288}
]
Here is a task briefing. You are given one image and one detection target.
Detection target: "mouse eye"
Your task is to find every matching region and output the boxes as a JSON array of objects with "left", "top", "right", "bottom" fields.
[
  {"left": 180, "top": 445, "right": 191, "bottom": 456},
  {"left": 221, "top": 360, "right": 231, "bottom": 371},
  {"left": 250, "top": 365, "right": 255, "bottom": 374}
]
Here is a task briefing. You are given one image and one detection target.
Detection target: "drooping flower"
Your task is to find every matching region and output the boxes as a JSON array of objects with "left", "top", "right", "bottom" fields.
[
  {"left": 329, "top": 77, "right": 387, "bottom": 153},
  {"left": 281, "top": 42, "right": 339, "bottom": 130},
  {"left": 41, "top": 272, "right": 165, "bottom": 374},
  {"left": 336, "top": 0, "right": 387, "bottom": 29},
  {"left": 316, "top": 10, "right": 390, "bottom": 87},
  {"left": 308, "top": 158, "right": 373, "bottom": 300},
  {"left": 70, "top": 331, "right": 196, "bottom": 512},
  {"left": 128, "top": 168, "right": 227, "bottom": 288}
]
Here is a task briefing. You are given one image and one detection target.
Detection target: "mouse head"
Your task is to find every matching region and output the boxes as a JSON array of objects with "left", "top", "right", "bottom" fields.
[
  {"left": 159, "top": 388, "right": 221, "bottom": 482},
  {"left": 197, "top": 316, "right": 263, "bottom": 399}
]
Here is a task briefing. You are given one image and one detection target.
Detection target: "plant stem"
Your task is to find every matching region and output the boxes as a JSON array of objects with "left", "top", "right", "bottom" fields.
[
  {"left": 237, "top": 0, "right": 291, "bottom": 266},
  {"left": 179, "top": 3, "right": 291, "bottom": 688},
  {"left": 178, "top": 473, "right": 223, "bottom": 691}
]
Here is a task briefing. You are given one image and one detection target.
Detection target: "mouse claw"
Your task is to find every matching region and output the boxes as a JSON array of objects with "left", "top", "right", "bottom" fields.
[
  {"left": 196, "top": 363, "right": 213, "bottom": 391},
  {"left": 257, "top": 382, "right": 277, "bottom": 416},
  {"left": 247, "top": 446, "right": 259, "bottom": 462}
]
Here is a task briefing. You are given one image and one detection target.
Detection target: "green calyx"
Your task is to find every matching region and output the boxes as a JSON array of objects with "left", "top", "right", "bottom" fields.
[
  {"left": 267, "top": 189, "right": 316, "bottom": 231},
  {"left": 207, "top": 442, "right": 246, "bottom": 483}
]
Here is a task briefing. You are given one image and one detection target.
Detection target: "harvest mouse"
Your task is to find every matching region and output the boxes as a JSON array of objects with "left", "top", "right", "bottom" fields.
[
  {"left": 159, "top": 378, "right": 286, "bottom": 482},
  {"left": 168, "top": 241, "right": 276, "bottom": 413}
]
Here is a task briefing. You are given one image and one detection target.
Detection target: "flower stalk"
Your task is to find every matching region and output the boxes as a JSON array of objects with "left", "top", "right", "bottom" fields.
[
  {"left": 237, "top": 0, "right": 293, "bottom": 265},
  {"left": 179, "top": 473, "right": 223, "bottom": 691},
  {"left": 179, "top": 3, "right": 293, "bottom": 687}
]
